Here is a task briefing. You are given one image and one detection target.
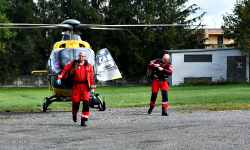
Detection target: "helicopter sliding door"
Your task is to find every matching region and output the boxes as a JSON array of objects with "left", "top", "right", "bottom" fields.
[{"left": 96, "top": 48, "right": 122, "bottom": 81}]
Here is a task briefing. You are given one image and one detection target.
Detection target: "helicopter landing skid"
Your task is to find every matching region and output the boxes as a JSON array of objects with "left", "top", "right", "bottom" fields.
[
  {"left": 41, "top": 93, "right": 106, "bottom": 112},
  {"left": 42, "top": 95, "right": 57, "bottom": 112},
  {"left": 90, "top": 93, "right": 106, "bottom": 111}
]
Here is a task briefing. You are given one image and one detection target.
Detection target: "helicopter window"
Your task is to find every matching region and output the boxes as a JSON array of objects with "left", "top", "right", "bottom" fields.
[
  {"left": 62, "top": 34, "right": 82, "bottom": 41},
  {"left": 62, "top": 35, "right": 70, "bottom": 41},
  {"left": 49, "top": 48, "right": 93, "bottom": 74},
  {"left": 76, "top": 35, "right": 82, "bottom": 41},
  {"left": 75, "top": 48, "right": 93, "bottom": 65},
  {"left": 99, "top": 56, "right": 107, "bottom": 63},
  {"left": 59, "top": 49, "right": 74, "bottom": 68},
  {"left": 60, "top": 44, "right": 66, "bottom": 48},
  {"left": 72, "top": 34, "right": 78, "bottom": 40},
  {"left": 96, "top": 49, "right": 113, "bottom": 64},
  {"left": 96, "top": 49, "right": 115, "bottom": 72},
  {"left": 48, "top": 49, "right": 61, "bottom": 73}
]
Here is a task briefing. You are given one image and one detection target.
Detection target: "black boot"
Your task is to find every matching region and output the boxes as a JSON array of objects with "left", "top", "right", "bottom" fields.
[
  {"left": 81, "top": 119, "right": 86, "bottom": 126},
  {"left": 162, "top": 108, "right": 169, "bottom": 116},
  {"left": 148, "top": 107, "right": 154, "bottom": 114},
  {"left": 73, "top": 115, "right": 77, "bottom": 122}
]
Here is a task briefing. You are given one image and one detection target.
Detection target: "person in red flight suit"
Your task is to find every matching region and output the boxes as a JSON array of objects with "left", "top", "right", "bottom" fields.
[
  {"left": 56, "top": 51, "right": 95, "bottom": 126},
  {"left": 148, "top": 54, "right": 173, "bottom": 116}
]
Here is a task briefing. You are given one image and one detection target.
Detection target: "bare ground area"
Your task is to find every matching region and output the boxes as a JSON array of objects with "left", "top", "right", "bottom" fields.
[{"left": 0, "top": 107, "right": 250, "bottom": 150}]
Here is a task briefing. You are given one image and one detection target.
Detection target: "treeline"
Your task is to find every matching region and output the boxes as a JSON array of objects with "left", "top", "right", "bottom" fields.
[{"left": 0, "top": 0, "right": 206, "bottom": 78}]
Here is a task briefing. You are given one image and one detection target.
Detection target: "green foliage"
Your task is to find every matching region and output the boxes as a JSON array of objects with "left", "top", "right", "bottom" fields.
[
  {"left": 0, "top": 0, "right": 14, "bottom": 50},
  {"left": 222, "top": 0, "right": 250, "bottom": 57},
  {"left": 0, "top": 0, "right": 207, "bottom": 78},
  {"left": 0, "top": 0, "right": 17, "bottom": 78},
  {"left": 178, "top": 79, "right": 242, "bottom": 87},
  {"left": 103, "top": 0, "right": 207, "bottom": 77}
]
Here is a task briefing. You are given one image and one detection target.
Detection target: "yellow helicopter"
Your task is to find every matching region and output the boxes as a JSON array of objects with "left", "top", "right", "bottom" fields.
[{"left": 0, "top": 19, "right": 188, "bottom": 112}]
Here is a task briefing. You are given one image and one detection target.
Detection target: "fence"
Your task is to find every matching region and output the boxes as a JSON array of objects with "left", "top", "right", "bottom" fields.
[{"left": 0, "top": 75, "right": 152, "bottom": 87}]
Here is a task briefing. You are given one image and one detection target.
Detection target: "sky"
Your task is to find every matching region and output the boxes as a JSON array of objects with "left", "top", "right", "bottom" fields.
[{"left": 185, "top": 0, "right": 238, "bottom": 28}]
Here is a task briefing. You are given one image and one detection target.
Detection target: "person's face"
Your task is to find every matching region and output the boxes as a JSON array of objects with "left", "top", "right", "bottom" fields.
[
  {"left": 162, "top": 56, "right": 169, "bottom": 64},
  {"left": 78, "top": 52, "right": 86, "bottom": 62}
]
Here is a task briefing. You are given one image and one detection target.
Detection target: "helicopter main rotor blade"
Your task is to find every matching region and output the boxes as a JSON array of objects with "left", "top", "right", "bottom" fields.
[
  {"left": 75, "top": 24, "right": 106, "bottom": 29},
  {"left": 0, "top": 27, "right": 42, "bottom": 28},
  {"left": 0, "top": 23, "right": 55, "bottom": 26},
  {"left": 0, "top": 23, "right": 73, "bottom": 29},
  {"left": 38, "top": 25, "right": 73, "bottom": 29},
  {"left": 76, "top": 24, "right": 188, "bottom": 28},
  {"left": 89, "top": 27, "right": 128, "bottom": 30},
  {"left": 99, "top": 24, "right": 188, "bottom": 27},
  {"left": 75, "top": 23, "right": 188, "bottom": 29},
  {"left": 0, "top": 21, "right": 202, "bottom": 30}
]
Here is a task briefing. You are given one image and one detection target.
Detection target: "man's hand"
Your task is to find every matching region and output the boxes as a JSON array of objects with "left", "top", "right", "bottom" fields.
[
  {"left": 56, "top": 79, "right": 61, "bottom": 85},
  {"left": 90, "top": 89, "right": 94, "bottom": 94},
  {"left": 154, "top": 64, "right": 160, "bottom": 67},
  {"left": 158, "top": 67, "right": 164, "bottom": 71}
]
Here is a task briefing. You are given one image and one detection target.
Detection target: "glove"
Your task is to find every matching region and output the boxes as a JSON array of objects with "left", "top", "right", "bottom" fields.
[
  {"left": 90, "top": 89, "right": 94, "bottom": 94},
  {"left": 56, "top": 79, "right": 61, "bottom": 85}
]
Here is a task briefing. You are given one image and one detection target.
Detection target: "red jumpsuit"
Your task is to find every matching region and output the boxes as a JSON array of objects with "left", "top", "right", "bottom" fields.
[
  {"left": 148, "top": 59, "right": 173, "bottom": 110},
  {"left": 58, "top": 60, "right": 95, "bottom": 120}
]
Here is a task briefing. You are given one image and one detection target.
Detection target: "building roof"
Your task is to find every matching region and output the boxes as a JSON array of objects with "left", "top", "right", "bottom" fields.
[{"left": 164, "top": 47, "right": 237, "bottom": 53}]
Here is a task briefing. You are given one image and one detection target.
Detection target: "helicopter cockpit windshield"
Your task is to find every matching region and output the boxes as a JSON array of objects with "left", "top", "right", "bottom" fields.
[{"left": 48, "top": 48, "right": 94, "bottom": 74}]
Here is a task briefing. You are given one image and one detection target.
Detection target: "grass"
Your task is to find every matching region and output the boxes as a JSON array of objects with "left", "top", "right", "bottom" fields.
[
  {"left": 0, "top": 116, "right": 21, "bottom": 119},
  {"left": 0, "top": 87, "right": 72, "bottom": 112},
  {"left": 0, "top": 84, "right": 249, "bottom": 112}
]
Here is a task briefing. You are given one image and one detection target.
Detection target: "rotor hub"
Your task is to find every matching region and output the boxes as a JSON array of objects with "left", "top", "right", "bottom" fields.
[{"left": 61, "top": 19, "right": 81, "bottom": 25}]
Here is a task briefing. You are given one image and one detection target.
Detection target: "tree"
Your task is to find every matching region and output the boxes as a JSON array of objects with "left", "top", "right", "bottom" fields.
[
  {"left": 0, "top": 0, "right": 16, "bottom": 52},
  {"left": 222, "top": 0, "right": 250, "bottom": 57},
  {"left": 104, "top": 0, "right": 206, "bottom": 77},
  {"left": 3, "top": 0, "right": 48, "bottom": 76},
  {"left": 0, "top": 0, "right": 207, "bottom": 78},
  {"left": 0, "top": 0, "right": 17, "bottom": 79}
]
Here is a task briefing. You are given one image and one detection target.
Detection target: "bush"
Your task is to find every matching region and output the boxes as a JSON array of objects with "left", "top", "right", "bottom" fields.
[{"left": 178, "top": 79, "right": 242, "bottom": 87}]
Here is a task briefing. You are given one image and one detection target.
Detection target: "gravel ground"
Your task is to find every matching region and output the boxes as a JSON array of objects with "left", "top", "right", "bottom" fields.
[{"left": 0, "top": 107, "right": 250, "bottom": 150}]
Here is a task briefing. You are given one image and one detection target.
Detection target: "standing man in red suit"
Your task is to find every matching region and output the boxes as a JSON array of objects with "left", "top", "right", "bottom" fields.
[
  {"left": 57, "top": 51, "right": 95, "bottom": 126},
  {"left": 148, "top": 54, "right": 173, "bottom": 116}
]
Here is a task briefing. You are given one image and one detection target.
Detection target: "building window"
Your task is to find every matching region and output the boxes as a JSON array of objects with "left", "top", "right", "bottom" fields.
[
  {"left": 218, "top": 36, "right": 223, "bottom": 48},
  {"left": 184, "top": 77, "right": 212, "bottom": 83},
  {"left": 184, "top": 54, "right": 212, "bottom": 62}
]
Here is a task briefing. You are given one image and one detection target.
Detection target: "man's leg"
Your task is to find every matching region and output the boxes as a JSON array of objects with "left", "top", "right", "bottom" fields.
[
  {"left": 161, "top": 81, "right": 169, "bottom": 116},
  {"left": 72, "top": 102, "right": 80, "bottom": 122},
  {"left": 80, "top": 84, "right": 90, "bottom": 126},
  {"left": 148, "top": 79, "right": 160, "bottom": 114},
  {"left": 71, "top": 85, "right": 80, "bottom": 122},
  {"left": 81, "top": 100, "right": 89, "bottom": 126}
]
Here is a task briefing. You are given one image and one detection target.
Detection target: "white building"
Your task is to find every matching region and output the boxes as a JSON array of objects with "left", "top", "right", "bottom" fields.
[{"left": 164, "top": 48, "right": 249, "bottom": 86}]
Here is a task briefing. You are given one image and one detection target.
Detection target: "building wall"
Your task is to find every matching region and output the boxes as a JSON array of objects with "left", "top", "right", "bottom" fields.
[
  {"left": 208, "top": 34, "right": 234, "bottom": 44},
  {"left": 204, "top": 28, "right": 234, "bottom": 48},
  {"left": 170, "top": 49, "right": 249, "bottom": 85}
]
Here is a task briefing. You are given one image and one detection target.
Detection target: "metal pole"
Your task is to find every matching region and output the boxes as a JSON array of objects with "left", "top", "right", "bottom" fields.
[{"left": 212, "top": 19, "right": 216, "bottom": 28}]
